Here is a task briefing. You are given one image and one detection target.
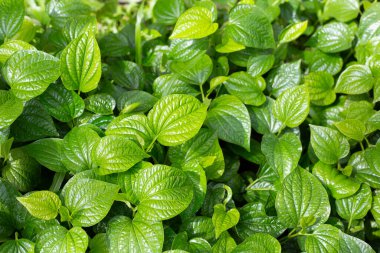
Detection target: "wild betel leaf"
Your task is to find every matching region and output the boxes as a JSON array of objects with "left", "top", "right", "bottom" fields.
[{"left": 17, "top": 191, "right": 61, "bottom": 220}]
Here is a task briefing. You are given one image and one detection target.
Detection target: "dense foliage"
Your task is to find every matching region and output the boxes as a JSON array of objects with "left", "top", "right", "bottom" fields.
[{"left": 1, "top": 0, "right": 380, "bottom": 252}]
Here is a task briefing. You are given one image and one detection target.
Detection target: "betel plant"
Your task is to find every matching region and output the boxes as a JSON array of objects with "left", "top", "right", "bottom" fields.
[{"left": 0, "top": 0, "right": 380, "bottom": 252}]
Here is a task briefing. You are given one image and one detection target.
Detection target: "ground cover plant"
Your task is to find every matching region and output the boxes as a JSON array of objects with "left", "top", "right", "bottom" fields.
[{"left": 1, "top": 0, "right": 380, "bottom": 252}]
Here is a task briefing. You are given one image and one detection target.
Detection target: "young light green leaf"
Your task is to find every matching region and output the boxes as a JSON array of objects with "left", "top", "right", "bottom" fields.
[
  {"left": 335, "top": 184, "right": 372, "bottom": 223},
  {"left": 107, "top": 216, "right": 163, "bottom": 253},
  {"left": 212, "top": 232, "right": 236, "bottom": 253},
  {"left": 308, "top": 22, "right": 354, "bottom": 53},
  {"left": 279, "top": 20, "right": 308, "bottom": 44},
  {"left": 60, "top": 31, "right": 101, "bottom": 92},
  {"left": 169, "top": 128, "right": 224, "bottom": 180},
  {"left": 93, "top": 135, "right": 149, "bottom": 175},
  {"left": 247, "top": 54, "right": 275, "bottom": 77},
  {"left": 312, "top": 161, "right": 360, "bottom": 199},
  {"left": 275, "top": 167, "right": 330, "bottom": 228},
  {"left": 62, "top": 16, "right": 97, "bottom": 43},
  {"left": 334, "top": 119, "right": 366, "bottom": 141},
  {"left": 39, "top": 83, "right": 85, "bottom": 122},
  {"left": 0, "top": 0, "right": 24, "bottom": 40},
  {"left": 170, "top": 6, "right": 218, "bottom": 39},
  {"left": 0, "top": 238, "right": 34, "bottom": 253},
  {"left": 17, "top": 191, "right": 61, "bottom": 220},
  {"left": 0, "top": 91, "right": 23, "bottom": 130},
  {"left": 261, "top": 133, "right": 302, "bottom": 180},
  {"left": 310, "top": 125, "right": 350, "bottom": 164},
  {"left": 62, "top": 177, "right": 119, "bottom": 227},
  {"left": 2, "top": 148, "right": 40, "bottom": 192},
  {"left": 231, "top": 233, "right": 281, "bottom": 253},
  {"left": 224, "top": 4, "right": 275, "bottom": 49},
  {"left": 2, "top": 50, "right": 60, "bottom": 101},
  {"left": 0, "top": 40, "right": 35, "bottom": 64},
  {"left": 273, "top": 85, "right": 310, "bottom": 128},
  {"left": 84, "top": 93, "right": 116, "bottom": 115},
  {"left": 133, "top": 165, "right": 193, "bottom": 220},
  {"left": 170, "top": 54, "right": 213, "bottom": 85},
  {"left": 304, "top": 71, "right": 336, "bottom": 106},
  {"left": 36, "top": 226, "right": 88, "bottom": 253},
  {"left": 267, "top": 60, "right": 302, "bottom": 97},
  {"left": 62, "top": 126, "right": 100, "bottom": 173},
  {"left": 236, "top": 202, "right": 285, "bottom": 239},
  {"left": 153, "top": 0, "right": 185, "bottom": 25},
  {"left": 106, "top": 114, "right": 154, "bottom": 149},
  {"left": 212, "top": 204, "right": 240, "bottom": 239},
  {"left": 224, "top": 72, "right": 266, "bottom": 106},
  {"left": 189, "top": 237, "right": 212, "bottom": 252},
  {"left": 335, "top": 65, "right": 374, "bottom": 94},
  {"left": 206, "top": 95, "right": 251, "bottom": 151},
  {"left": 323, "top": 0, "right": 360, "bottom": 22},
  {"left": 148, "top": 94, "right": 207, "bottom": 147}
]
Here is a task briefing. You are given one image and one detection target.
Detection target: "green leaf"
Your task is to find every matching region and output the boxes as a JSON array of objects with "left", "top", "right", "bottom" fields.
[
  {"left": 357, "top": 3, "right": 380, "bottom": 43},
  {"left": 153, "top": 0, "right": 185, "bottom": 25},
  {"left": 275, "top": 167, "right": 330, "bottom": 228},
  {"left": 308, "top": 22, "right": 354, "bottom": 53},
  {"left": 304, "top": 49, "right": 343, "bottom": 75},
  {"left": 267, "top": 60, "right": 302, "bottom": 97},
  {"left": 350, "top": 151, "right": 380, "bottom": 189},
  {"left": 0, "top": 90, "right": 23, "bottom": 130},
  {"left": 107, "top": 216, "right": 163, "bottom": 253},
  {"left": 212, "top": 232, "right": 236, "bottom": 253},
  {"left": 261, "top": 133, "right": 302, "bottom": 180},
  {"left": 323, "top": 0, "right": 360, "bottom": 22},
  {"left": 206, "top": 95, "right": 251, "bottom": 151},
  {"left": 148, "top": 94, "right": 207, "bottom": 146},
  {"left": 26, "top": 138, "right": 67, "bottom": 173},
  {"left": 231, "top": 233, "right": 281, "bottom": 253},
  {"left": 2, "top": 148, "right": 40, "bottom": 192},
  {"left": 0, "top": 238, "right": 34, "bottom": 253},
  {"left": 109, "top": 61, "right": 144, "bottom": 90},
  {"left": 0, "top": 0, "right": 24, "bottom": 41},
  {"left": 224, "top": 4, "right": 275, "bottom": 49},
  {"left": 106, "top": 114, "right": 154, "bottom": 150},
  {"left": 89, "top": 233, "right": 109, "bottom": 253},
  {"left": 168, "top": 38, "right": 209, "bottom": 62},
  {"left": 247, "top": 54, "right": 275, "bottom": 77},
  {"left": 339, "top": 231, "right": 375, "bottom": 253},
  {"left": 304, "top": 72, "right": 336, "bottom": 106},
  {"left": 189, "top": 238, "right": 212, "bottom": 253},
  {"left": 310, "top": 125, "right": 350, "bottom": 164},
  {"left": 249, "top": 97, "right": 282, "bottom": 135},
  {"left": 305, "top": 224, "right": 340, "bottom": 253},
  {"left": 62, "top": 177, "right": 119, "bottom": 227},
  {"left": 39, "top": 83, "right": 85, "bottom": 122},
  {"left": 117, "top": 90, "right": 158, "bottom": 114},
  {"left": 0, "top": 40, "right": 35, "bottom": 65},
  {"left": 334, "top": 119, "right": 366, "bottom": 141},
  {"left": 153, "top": 74, "right": 199, "bottom": 98},
  {"left": 93, "top": 135, "right": 149, "bottom": 175},
  {"left": 279, "top": 20, "right": 308, "bottom": 44},
  {"left": 169, "top": 128, "right": 224, "bottom": 180},
  {"left": 212, "top": 204, "right": 240, "bottom": 239},
  {"left": 60, "top": 31, "right": 101, "bottom": 92},
  {"left": 224, "top": 72, "right": 266, "bottom": 106},
  {"left": 62, "top": 126, "right": 100, "bottom": 173},
  {"left": 273, "top": 85, "right": 310, "bottom": 128},
  {"left": 36, "top": 226, "right": 88, "bottom": 253},
  {"left": 133, "top": 165, "right": 193, "bottom": 220},
  {"left": 334, "top": 65, "right": 374, "bottom": 94},
  {"left": 17, "top": 191, "right": 61, "bottom": 220},
  {"left": 371, "top": 193, "right": 380, "bottom": 226},
  {"left": 85, "top": 93, "right": 116, "bottom": 115},
  {"left": 313, "top": 161, "right": 360, "bottom": 199},
  {"left": 170, "top": 6, "right": 218, "bottom": 39},
  {"left": 335, "top": 184, "right": 372, "bottom": 222},
  {"left": 2, "top": 50, "right": 60, "bottom": 101},
  {"left": 180, "top": 216, "right": 215, "bottom": 242},
  {"left": 170, "top": 54, "right": 213, "bottom": 85},
  {"left": 236, "top": 202, "right": 285, "bottom": 239},
  {"left": 62, "top": 15, "right": 97, "bottom": 43}
]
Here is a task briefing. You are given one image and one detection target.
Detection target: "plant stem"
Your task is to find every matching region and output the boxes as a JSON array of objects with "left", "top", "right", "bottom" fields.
[
  {"left": 49, "top": 172, "right": 66, "bottom": 192},
  {"left": 199, "top": 83, "right": 205, "bottom": 102},
  {"left": 223, "top": 185, "right": 233, "bottom": 206},
  {"left": 135, "top": 2, "right": 144, "bottom": 67}
]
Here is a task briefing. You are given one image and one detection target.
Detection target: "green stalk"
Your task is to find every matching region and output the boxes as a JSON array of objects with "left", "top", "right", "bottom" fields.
[
  {"left": 49, "top": 172, "right": 66, "bottom": 192},
  {"left": 135, "top": 2, "right": 144, "bottom": 67}
]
